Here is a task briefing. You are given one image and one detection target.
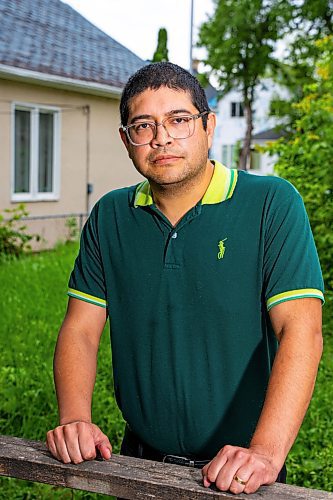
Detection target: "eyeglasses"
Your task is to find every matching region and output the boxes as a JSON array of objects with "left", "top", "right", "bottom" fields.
[{"left": 121, "top": 111, "right": 209, "bottom": 146}]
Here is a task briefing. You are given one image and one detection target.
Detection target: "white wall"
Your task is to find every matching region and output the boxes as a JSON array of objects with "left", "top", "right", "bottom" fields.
[{"left": 211, "top": 79, "right": 288, "bottom": 174}]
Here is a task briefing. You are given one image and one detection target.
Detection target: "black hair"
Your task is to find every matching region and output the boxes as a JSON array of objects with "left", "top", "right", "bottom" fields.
[{"left": 120, "top": 62, "right": 210, "bottom": 129}]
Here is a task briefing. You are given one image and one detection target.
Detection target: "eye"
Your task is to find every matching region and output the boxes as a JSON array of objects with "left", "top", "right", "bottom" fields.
[
  {"left": 170, "top": 116, "right": 192, "bottom": 125},
  {"left": 134, "top": 122, "right": 154, "bottom": 132}
]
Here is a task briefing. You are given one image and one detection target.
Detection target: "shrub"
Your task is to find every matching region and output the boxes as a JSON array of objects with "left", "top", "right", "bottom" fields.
[
  {"left": 266, "top": 37, "right": 333, "bottom": 290},
  {"left": 65, "top": 216, "right": 79, "bottom": 243},
  {"left": 0, "top": 204, "right": 40, "bottom": 259}
]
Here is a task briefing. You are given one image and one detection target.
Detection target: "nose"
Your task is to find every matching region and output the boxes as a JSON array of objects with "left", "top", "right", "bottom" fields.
[{"left": 151, "top": 123, "right": 173, "bottom": 148}]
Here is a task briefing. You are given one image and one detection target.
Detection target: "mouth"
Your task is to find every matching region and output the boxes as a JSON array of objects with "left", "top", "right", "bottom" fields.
[{"left": 150, "top": 155, "right": 182, "bottom": 165}]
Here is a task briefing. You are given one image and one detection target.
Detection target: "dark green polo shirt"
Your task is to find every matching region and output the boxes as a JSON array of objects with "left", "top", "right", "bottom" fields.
[{"left": 68, "top": 161, "right": 324, "bottom": 458}]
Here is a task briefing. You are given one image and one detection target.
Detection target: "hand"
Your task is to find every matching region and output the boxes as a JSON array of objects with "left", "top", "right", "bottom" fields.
[
  {"left": 46, "top": 421, "right": 112, "bottom": 464},
  {"left": 202, "top": 444, "right": 281, "bottom": 494}
]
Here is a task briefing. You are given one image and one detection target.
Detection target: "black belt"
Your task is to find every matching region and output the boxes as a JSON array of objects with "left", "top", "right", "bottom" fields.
[
  {"left": 121, "top": 425, "right": 211, "bottom": 469},
  {"left": 162, "top": 454, "right": 210, "bottom": 468}
]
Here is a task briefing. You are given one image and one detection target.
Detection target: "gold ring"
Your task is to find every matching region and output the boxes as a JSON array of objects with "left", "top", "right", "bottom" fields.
[{"left": 234, "top": 474, "right": 247, "bottom": 486}]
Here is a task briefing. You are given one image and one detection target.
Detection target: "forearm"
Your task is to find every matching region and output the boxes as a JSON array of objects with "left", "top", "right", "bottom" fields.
[
  {"left": 250, "top": 325, "right": 323, "bottom": 467},
  {"left": 54, "top": 324, "right": 98, "bottom": 424}
]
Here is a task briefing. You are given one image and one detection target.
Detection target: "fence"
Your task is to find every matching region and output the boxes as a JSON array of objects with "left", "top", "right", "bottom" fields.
[
  {"left": 1, "top": 435, "right": 333, "bottom": 499},
  {"left": 19, "top": 213, "right": 88, "bottom": 249}
]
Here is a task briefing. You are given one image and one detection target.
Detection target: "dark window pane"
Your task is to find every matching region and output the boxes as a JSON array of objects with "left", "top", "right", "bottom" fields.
[
  {"left": 14, "top": 109, "right": 30, "bottom": 193},
  {"left": 231, "top": 102, "right": 236, "bottom": 117},
  {"left": 239, "top": 103, "right": 244, "bottom": 117},
  {"left": 38, "top": 112, "right": 54, "bottom": 193}
]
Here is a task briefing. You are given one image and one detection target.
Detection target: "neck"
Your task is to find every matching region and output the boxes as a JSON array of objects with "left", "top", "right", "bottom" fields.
[{"left": 150, "top": 160, "right": 214, "bottom": 226}]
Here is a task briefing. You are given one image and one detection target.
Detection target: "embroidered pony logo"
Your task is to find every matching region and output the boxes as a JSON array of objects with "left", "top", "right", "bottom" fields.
[{"left": 217, "top": 239, "right": 227, "bottom": 259}]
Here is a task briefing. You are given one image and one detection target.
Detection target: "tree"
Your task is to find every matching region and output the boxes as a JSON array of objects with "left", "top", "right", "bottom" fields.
[
  {"left": 266, "top": 36, "right": 333, "bottom": 290},
  {"left": 270, "top": 0, "right": 333, "bottom": 128},
  {"left": 152, "top": 28, "right": 169, "bottom": 62},
  {"left": 198, "top": 0, "right": 292, "bottom": 170}
]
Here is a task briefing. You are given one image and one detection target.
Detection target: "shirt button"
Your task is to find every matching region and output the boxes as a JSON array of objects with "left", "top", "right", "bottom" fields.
[{"left": 171, "top": 232, "right": 178, "bottom": 239}]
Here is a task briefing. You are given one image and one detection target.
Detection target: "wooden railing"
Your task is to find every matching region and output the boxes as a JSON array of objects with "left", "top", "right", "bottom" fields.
[{"left": 1, "top": 435, "right": 333, "bottom": 499}]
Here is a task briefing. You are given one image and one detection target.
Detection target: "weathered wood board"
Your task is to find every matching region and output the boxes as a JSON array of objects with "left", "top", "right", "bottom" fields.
[{"left": 1, "top": 435, "right": 332, "bottom": 499}]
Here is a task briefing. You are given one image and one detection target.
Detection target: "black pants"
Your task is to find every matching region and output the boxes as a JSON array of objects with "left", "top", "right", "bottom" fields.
[{"left": 118, "top": 426, "right": 287, "bottom": 499}]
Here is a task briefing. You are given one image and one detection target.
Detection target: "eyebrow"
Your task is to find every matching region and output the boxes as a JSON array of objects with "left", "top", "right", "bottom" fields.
[{"left": 129, "top": 109, "right": 194, "bottom": 124}]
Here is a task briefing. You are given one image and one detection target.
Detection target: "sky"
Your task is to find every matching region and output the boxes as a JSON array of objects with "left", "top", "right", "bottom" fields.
[{"left": 62, "top": 0, "right": 215, "bottom": 70}]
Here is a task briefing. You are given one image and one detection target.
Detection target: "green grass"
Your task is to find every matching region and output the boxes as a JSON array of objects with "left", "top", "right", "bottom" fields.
[
  {"left": 0, "top": 243, "right": 124, "bottom": 499},
  {"left": 0, "top": 243, "right": 332, "bottom": 497}
]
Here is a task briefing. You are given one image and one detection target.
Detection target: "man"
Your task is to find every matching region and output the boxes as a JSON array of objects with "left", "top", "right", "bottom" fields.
[{"left": 47, "top": 62, "right": 324, "bottom": 495}]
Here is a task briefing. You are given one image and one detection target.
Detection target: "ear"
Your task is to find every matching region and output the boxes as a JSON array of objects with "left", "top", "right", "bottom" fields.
[
  {"left": 119, "top": 128, "right": 132, "bottom": 158},
  {"left": 206, "top": 113, "right": 216, "bottom": 150}
]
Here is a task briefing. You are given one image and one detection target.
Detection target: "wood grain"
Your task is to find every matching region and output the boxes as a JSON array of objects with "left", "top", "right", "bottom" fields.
[{"left": 1, "top": 435, "right": 332, "bottom": 499}]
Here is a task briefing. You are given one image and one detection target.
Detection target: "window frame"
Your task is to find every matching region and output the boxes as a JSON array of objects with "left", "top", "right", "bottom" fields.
[
  {"left": 221, "top": 144, "right": 237, "bottom": 168},
  {"left": 11, "top": 101, "right": 61, "bottom": 202},
  {"left": 230, "top": 102, "right": 244, "bottom": 118}
]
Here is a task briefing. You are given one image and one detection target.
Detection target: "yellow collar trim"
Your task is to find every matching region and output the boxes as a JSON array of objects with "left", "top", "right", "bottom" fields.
[{"left": 133, "top": 160, "right": 238, "bottom": 207}]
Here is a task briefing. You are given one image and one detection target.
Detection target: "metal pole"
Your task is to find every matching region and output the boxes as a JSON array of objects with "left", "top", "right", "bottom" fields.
[{"left": 190, "top": 0, "right": 194, "bottom": 73}]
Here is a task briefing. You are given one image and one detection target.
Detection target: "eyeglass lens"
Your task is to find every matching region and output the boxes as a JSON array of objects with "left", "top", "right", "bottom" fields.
[{"left": 128, "top": 116, "right": 195, "bottom": 145}]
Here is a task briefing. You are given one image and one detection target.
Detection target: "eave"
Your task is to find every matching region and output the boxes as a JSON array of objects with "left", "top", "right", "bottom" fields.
[{"left": 0, "top": 63, "right": 122, "bottom": 99}]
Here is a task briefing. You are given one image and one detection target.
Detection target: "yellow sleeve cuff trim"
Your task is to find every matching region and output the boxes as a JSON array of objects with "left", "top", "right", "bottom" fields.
[
  {"left": 68, "top": 288, "right": 107, "bottom": 308},
  {"left": 267, "top": 288, "right": 324, "bottom": 311}
]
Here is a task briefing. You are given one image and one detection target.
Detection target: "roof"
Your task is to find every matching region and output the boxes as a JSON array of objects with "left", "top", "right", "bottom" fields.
[
  {"left": 252, "top": 127, "right": 286, "bottom": 141},
  {"left": 0, "top": 0, "right": 145, "bottom": 90}
]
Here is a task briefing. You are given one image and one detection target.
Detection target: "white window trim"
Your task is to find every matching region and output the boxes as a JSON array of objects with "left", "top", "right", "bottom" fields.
[{"left": 11, "top": 101, "right": 61, "bottom": 202}]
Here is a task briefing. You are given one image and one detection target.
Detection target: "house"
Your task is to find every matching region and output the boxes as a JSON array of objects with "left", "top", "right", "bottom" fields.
[
  {"left": 210, "top": 79, "right": 288, "bottom": 174},
  {"left": 0, "top": 0, "right": 145, "bottom": 247}
]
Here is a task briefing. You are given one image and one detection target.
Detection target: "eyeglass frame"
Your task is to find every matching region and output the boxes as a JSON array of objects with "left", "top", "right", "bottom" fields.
[{"left": 120, "top": 111, "right": 210, "bottom": 146}]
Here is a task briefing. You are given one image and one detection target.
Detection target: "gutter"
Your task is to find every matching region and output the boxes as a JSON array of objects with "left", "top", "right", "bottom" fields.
[{"left": 0, "top": 63, "right": 122, "bottom": 99}]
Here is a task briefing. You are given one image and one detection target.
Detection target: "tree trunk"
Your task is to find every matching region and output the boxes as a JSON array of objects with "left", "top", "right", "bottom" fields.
[{"left": 239, "top": 93, "right": 254, "bottom": 170}]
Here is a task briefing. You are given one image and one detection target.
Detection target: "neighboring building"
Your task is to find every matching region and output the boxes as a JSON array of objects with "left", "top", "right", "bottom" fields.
[
  {"left": 0, "top": 0, "right": 145, "bottom": 247},
  {"left": 210, "top": 79, "right": 288, "bottom": 174}
]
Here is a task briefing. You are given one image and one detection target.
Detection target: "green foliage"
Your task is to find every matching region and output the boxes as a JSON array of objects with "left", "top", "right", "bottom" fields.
[
  {"left": 198, "top": 0, "right": 291, "bottom": 169},
  {"left": 152, "top": 27, "right": 169, "bottom": 62},
  {"left": 0, "top": 243, "right": 123, "bottom": 499},
  {"left": 65, "top": 216, "right": 79, "bottom": 243},
  {"left": 269, "top": 1, "right": 333, "bottom": 127},
  {"left": 267, "top": 37, "right": 333, "bottom": 290},
  {"left": 0, "top": 204, "right": 40, "bottom": 259}
]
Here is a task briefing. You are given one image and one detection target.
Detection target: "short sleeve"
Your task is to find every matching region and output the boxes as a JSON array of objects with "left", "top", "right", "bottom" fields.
[
  {"left": 263, "top": 182, "right": 324, "bottom": 311},
  {"left": 68, "top": 204, "right": 107, "bottom": 308}
]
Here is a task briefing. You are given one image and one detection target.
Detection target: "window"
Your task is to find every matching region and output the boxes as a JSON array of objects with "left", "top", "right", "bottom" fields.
[
  {"left": 250, "top": 149, "right": 261, "bottom": 170},
  {"left": 221, "top": 144, "right": 237, "bottom": 168},
  {"left": 12, "top": 103, "right": 60, "bottom": 201},
  {"left": 231, "top": 102, "right": 244, "bottom": 118}
]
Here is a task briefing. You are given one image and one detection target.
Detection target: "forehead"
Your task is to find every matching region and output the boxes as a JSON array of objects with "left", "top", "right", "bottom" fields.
[{"left": 127, "top": 87, "right": 197, "bottom": 120}]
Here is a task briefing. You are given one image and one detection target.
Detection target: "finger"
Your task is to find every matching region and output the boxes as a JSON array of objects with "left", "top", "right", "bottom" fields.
[
  {"left": 229, "top": 470, "right": 253, "bottom": 495},
  {"left": 46, "top": 431, "right": 61, "bottom": 461},
  {"left": 204, "top": 448, "right": 229, "bottom": 484},
  {"left": 202, "top": 461, "right": 212, "bottom": 487},
  {"left": 97, "top": 443, "right": 112, "bottom": 460},
  {"left": 202, "top": 476, "right": 211, "bottom": 488},
  {"left": 243, "top": 466, "right": 274, "bottom": 494},
  {"left": 53, "top": 426, "right": 72, "bottom": 463},
  {"left": 214, "top": 448, "right": 250, "bottom": 491},
  {"left": 62, "top": 424, "right": 85, "bottom": 464},
  {"left": 92, "top": 425, "right": 112, "bottom": 459},
  {"left": 77, "top": 423, "right": 97, "bottom": 461},
  {"left": 243, "top": 474, "right": 262, "bottom": 495}
]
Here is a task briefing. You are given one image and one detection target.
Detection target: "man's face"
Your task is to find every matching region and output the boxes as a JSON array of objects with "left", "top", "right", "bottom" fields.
[{"left": 119, "top": 87, "right": 216, "bottom": 188}]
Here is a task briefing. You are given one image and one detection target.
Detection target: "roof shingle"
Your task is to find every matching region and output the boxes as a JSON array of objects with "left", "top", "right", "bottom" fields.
[{"left": 0, "top": 0, "right": 145, "bottom": 88}]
